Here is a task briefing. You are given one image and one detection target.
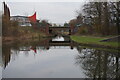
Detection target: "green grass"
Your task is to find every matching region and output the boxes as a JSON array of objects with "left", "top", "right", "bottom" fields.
[{"left": 71, "top": 35, "right": 119, "bottom": 48}]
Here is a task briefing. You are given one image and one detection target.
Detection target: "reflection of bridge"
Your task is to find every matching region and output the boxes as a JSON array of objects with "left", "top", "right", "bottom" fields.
[
  {"left": 18, "top": 37, "right": 75, "bottom": 51},
  {"left": 49, "top": 41, "right": 71, "bottom": 46},
  {"left": 41, "top": 39, "right": 74, "bottom": 49}
]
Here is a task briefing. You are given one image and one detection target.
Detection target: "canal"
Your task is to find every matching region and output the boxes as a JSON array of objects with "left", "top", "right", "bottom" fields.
[{"left": 1, "top": 36, "right": 120, "bottom": 78}]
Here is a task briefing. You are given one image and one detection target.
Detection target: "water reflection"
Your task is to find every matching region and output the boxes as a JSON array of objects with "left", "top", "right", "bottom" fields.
[
  {"left": 52, "top": 36, "right": 64, "bottom": 41},
  {"left": 0, "top": 45, "right": 2, "bottom": 79},
  {"left": 76, "top": 46, "right": 120, "bottom": 78},
  {"left": 2, "top": 36, "right": 120, "bottom": 78}
]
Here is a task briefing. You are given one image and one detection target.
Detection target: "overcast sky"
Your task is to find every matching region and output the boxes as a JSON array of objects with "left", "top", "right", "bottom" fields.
[
  {"left": 1, "top": 0, "right": 118, "bottom": 24},
  {"left": 0, "top": 0, "right": 86, "bottom": 24}
]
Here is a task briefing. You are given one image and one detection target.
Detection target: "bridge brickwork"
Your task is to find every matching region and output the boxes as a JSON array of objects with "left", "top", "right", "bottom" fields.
[{"left": 48, "top": 27, "right": 71, "bottom": 35}]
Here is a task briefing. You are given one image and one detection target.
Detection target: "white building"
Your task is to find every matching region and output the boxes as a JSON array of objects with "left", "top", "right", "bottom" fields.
[{"left": 10, "top": 16, "right": 32, "bottom": 26}]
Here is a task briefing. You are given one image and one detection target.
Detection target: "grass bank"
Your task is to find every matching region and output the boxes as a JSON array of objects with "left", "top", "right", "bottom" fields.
[{"left": 71, "top": 35, "right": 119, "bottom": 49}]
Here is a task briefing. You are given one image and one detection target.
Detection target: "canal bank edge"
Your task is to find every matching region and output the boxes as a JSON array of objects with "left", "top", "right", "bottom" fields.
[{"left": 70, "top": 35, "right": 120, "bottom": 50}]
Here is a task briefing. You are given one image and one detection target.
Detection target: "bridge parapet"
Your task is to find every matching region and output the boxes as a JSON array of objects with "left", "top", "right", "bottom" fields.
[{"left": 49, "top": 27, "right": 71, "bottom": 35}]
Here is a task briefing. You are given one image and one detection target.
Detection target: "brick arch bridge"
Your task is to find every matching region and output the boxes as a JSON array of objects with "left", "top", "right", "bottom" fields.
[{"left": 45, "top": 26, "right": 75, "bottom": 35}]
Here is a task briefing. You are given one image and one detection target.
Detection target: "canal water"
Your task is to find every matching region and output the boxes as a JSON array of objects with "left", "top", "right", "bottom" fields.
[{"left": 1, "top": 36, "right": 120, "bottom": 78}]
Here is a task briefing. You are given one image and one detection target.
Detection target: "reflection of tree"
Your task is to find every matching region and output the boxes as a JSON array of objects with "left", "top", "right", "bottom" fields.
[
  {"left": 2, "top": 46, "right": 11, "bottom": 68},
  {"left": 75, "top": 47, "right": 120, "bottom": 79},
  {"left": 2, "top": 39, "right": 49, "bottom": 69}
]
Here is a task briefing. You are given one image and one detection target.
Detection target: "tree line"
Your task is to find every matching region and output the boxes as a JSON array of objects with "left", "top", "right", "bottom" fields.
[
  {"left": 68, "top": 1, "right": 120, "bottom": 36},
  {"left": 2, "top": 2, "right": 25, "bottom": 37}
]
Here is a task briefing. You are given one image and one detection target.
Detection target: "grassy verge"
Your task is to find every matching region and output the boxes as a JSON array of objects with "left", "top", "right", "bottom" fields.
[{"left": 71, "top": 35, "right": 119, "bottom": 49}]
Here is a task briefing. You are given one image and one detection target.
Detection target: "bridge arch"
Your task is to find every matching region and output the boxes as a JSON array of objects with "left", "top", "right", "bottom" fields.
[{"left": 48, "top": 27, "right": 71, "bottom": 35}]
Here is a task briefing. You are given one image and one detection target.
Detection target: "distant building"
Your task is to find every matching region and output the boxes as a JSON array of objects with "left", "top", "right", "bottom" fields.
[{"left": 10, "top": 16, "right": 32, "bottom": 27}]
